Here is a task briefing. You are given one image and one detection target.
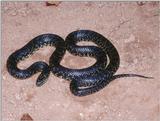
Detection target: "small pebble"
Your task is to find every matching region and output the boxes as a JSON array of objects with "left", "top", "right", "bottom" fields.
[
  {"left": 99, "top": 14, "right": 103, "bottom": 17},
  {"left": 79, "top": 112, "right": 84, "bottom": 118},
  {"left": 2, "top": 75, "right": 6, "bottom": 80},
  {"left": 48, "top": 88, "right": 54, "bottom": 92},
  {"left": 120, "top": 64, "right": 125, "bottom": 68},
  {"left": 55, "top": 103, "right": 60, "bottom": 106},
  {"left": 9, "top": 113, "right": 13, "bottom": 117},
  {"left": 10, "top": 10, "right": 17, "bottom": 16},
  {"left": 3, "top": 6, "right": 9, "bottom": 11},
  {"left": 28, "top": 103, "right": 33, "bottom": 107},
  {"left": 98, "top": 3, "right": 104, "bottom": 8},
  {"left": 124, "top": 34, "right": 135, "bottom": 43},
  {"left": 97, "top": 116, "right": 102, "bottom": 120},
  {"left": 9, "top": 99, "right": 15, "bottom": 105},
  {"left": 133, "top": 58, "right": 138, "bottom": 64},
  {"left": 118, "top": 112, "right": 122, "bottom": 117},
  {"left": 104, "top": 105, "right": 108, "bottom": 109},
  {"left": 15, "top": 94, "right": 21, "bottom": 100},
  {"left": 84, "top": 2, "right": 92, "bottom": 7},
  {"left": 21, "top": 10, "right": 27, "bottom": 17},
  {"left": 137, "top": 2, "right": 146, "bottom": 6}
]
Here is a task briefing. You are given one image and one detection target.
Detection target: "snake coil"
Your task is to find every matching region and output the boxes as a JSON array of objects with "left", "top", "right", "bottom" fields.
[{"left": 7, "top": 30, "right": 152, "bottom": 96}]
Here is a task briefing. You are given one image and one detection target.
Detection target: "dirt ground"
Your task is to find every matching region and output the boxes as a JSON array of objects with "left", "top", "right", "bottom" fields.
[{"left": 1, "top": 1, "right": 160, "bottom": 121}]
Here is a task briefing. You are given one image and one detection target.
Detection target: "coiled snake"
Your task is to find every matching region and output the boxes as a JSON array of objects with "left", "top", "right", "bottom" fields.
[{"left": 7, "top": 30, "right": 152, "bottom": 96}]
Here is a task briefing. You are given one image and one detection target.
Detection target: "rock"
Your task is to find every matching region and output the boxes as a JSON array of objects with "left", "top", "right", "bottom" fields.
[
  {"left": 46, "top": 1, "right": 61, "bottom": 6},
  {"left": 137, "top": 2, "right": 146, "bottom": 6},
  {"left": 20, "top": 113, "right": 33, "bottom": 121}
]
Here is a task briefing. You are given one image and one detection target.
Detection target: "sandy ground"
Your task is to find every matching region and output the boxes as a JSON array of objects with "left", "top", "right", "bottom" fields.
[{"left": 1, "top": 1, "right": 160, "bottom": 121}]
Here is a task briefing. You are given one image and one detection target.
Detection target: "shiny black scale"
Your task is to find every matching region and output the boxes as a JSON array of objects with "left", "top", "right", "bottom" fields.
[{"left": 7, "top": 30, "right": 153, "bottom": 96}]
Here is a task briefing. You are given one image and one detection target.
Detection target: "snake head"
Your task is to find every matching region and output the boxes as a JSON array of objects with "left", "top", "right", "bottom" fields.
[{"left": 36, "top": 64, "right": 50, "bottom": 87}]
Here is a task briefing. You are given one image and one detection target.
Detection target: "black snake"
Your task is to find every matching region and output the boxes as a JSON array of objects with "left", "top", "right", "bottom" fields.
[{"left": 7, "top": 30, "right": 153, "bottom": 96}]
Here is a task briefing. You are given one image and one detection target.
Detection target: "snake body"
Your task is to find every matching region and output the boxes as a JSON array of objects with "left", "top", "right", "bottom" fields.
[{"left": 7, "top": 30, "right": 152, "bottom": 96}]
